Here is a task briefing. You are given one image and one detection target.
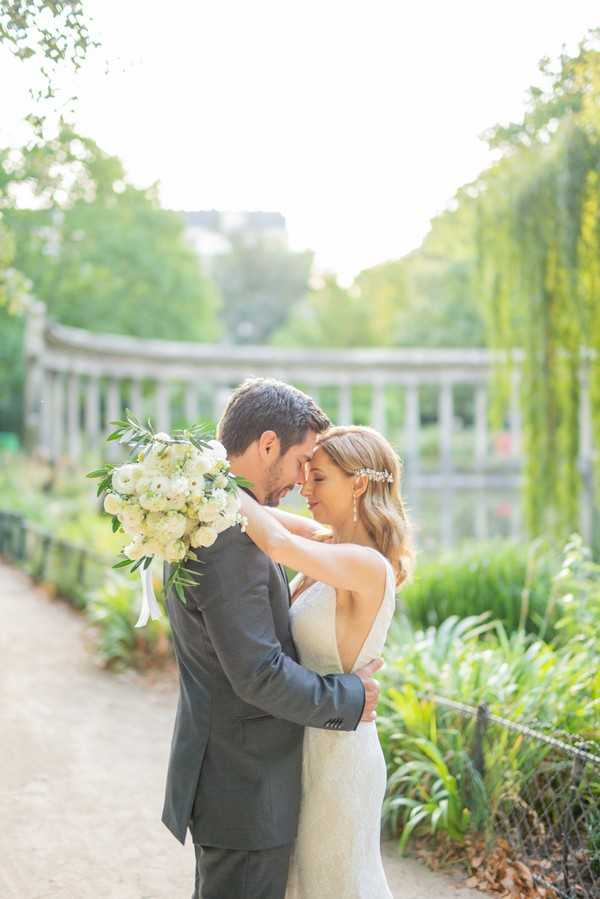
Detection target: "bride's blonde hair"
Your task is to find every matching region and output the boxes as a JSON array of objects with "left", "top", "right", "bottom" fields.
[{"left": 312, "top": 425, "right": 416, "bottom": 588}]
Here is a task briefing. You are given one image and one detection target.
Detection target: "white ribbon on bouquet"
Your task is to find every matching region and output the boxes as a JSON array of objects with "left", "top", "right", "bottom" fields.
[{"left": 135, "top": 563, "right": 162, "bottom": 628}]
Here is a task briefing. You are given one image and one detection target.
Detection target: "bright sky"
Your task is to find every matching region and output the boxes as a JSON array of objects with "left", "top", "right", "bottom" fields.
[{"left": 1, "top": 1, "right": 599, "bottom": 279}]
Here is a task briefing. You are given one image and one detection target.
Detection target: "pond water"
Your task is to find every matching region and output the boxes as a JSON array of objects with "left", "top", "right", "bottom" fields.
[{"left": 281, "top": 484, "right": 524, "bottom": 562}]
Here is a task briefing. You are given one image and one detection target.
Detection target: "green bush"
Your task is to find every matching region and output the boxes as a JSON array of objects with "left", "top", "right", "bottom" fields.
[
  {"left": 379, "top": 535, "right": 600, "bottom": 854},
  {"left": 400, "top": 537, "right": 561, "bottom": 635},
  {"left": 86, "top": 569, "right": 172, "bottom": 670}
]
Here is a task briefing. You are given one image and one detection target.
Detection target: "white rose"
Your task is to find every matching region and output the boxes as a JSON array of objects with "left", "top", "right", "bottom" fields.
[
  {"left": 190, "top": 526, "right": 218, "bottom": 548},
  {"left": 213, "top": 474, "right": 229, "bottom": 489},
  {"left": 211, "top": 488, "right": 228, "bottom": 511},
  {"left": 224, "top": 491, "right": 240, "bottom": 517},
  {"left": 119, "top": 502, "right": 146, "bottom": 534},
  {"left": 208, "top": 439, "right": 227, "bottom": 460},
  {"left": 138, "top": 492, "right": 170, "bottom": 512},
  {"left": 162, "top": 539, "right": 188, "bottom": 562},
  {"left": 112, "top": 464, "right": 141, "bottom": 495},
  {"left": 169, "top": 476, "right": 191, "bottom": 497},
  {"left": 184, "top": 448, "right": 216, "bottom": 476},
  {"left": 104, "top": 493, "right": 124, "bottom": 515},
  {"left": 123, "top": 535, "right": 146, "bottom": 561},
  {"left": 141, "top": 538, "right": 164, "bottom": 557},
  {"left": 212, "top": 514, "right": 234, "bottom": 534}
]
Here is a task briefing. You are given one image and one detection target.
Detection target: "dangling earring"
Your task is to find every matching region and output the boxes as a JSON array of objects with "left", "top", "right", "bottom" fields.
[{"left": 353, "top": 494, "right": 358, "bottom": 523}]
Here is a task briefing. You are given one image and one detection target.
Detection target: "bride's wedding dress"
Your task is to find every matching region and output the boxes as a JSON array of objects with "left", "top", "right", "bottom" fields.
[{"left": 285, "top": 553, "right": 396, "bottom": 899}]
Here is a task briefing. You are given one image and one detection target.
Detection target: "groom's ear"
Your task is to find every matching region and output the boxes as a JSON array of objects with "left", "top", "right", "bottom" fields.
[{"left": 258, "top": 430, "right": 280, "bottom": 459}]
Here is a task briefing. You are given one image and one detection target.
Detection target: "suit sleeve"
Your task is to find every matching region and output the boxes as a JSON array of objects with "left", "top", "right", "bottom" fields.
[{"left": 182, "top": 526, "right": 366, "bottom": 731}]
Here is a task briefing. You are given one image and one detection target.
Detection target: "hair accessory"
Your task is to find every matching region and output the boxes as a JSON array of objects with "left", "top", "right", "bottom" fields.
[{"left": 354, "top": 467, "right": 394, "bottom": 484}]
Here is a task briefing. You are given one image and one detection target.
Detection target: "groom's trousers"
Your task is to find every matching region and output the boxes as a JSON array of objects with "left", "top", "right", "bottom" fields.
[{"left": 193, "top": 842, "right": 293, "bottom": 899}]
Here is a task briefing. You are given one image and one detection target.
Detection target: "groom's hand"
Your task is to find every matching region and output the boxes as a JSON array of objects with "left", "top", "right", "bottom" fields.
[{"left": 355, "top": 657, "right": 384, "bottom": 722}]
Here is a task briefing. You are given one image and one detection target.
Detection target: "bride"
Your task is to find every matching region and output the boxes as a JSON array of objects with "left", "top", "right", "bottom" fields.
[{"left": 238, "top": 424, "right": 415, "bottom": 899}]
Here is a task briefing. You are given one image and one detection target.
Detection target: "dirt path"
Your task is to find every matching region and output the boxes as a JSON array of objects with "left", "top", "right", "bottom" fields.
[{"left": 0, "top": 561, "right": 483, "bottom": 899}]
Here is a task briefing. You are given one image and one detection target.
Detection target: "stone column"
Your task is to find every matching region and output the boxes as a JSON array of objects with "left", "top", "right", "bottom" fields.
[
  {"left": 67, "top": 372, "right": 81, "bottom": 463},
  {"left": 185, "top": 383, "right": 199, "bottom": 426},
  {"left": 371, "top": 380, "right": 386, "bottom": 434},
  {"left": 337, "top": 382, "right": 352, "bottom": 425},
  {"left": 106, "top": 379, "right": 121, "bottom": 461},
  {"left": 50, "top": 371, "right": 65, "bottom": 462},
  {"left": 39, "top": 368, "right": 53, "bottom": 460},
  {"left": 439, "top": 381, "right": 453, "bottom": 473},
  {"left": 474, "top": 384, "right": 488, "bottom": 471},
  {"left": 23, "top": 300, "right": 46, "bottom": 454},
  {"left": 85, "top": 375, "right": 101, "bottom": 452},
  {"left": 213, "top": 385, "right": 231, "bottom": 425},
  {"left": 129, "top": 378, "right": 144, "bottom": 420},
  {"left": 578, "top": 358, "right": 594, "bottom": 546},
  {"left": 155, "top": 380, "right": 171, "bottom": 433},
  {"left": 404, "top": 383, "right": 420, "bottom": 475}
]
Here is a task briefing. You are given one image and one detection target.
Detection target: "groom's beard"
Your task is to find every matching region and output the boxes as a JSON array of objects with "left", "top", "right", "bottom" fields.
[{"left": 264, "top": 460, "right": 294, "bottom": 507}]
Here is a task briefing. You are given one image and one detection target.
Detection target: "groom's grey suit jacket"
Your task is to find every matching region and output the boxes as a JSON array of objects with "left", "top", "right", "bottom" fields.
[{"left": 161, "top": 492, "right": 365, "bottom": 850}]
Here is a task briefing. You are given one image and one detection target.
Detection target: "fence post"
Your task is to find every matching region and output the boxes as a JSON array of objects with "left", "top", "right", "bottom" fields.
[{"left": 472, "top": 702, "right": 489, "bottom": 778}]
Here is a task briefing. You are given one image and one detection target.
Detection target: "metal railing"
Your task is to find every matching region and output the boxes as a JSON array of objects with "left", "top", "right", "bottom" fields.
[
  {"left": 410, "top": 690, "right": 600, "bottom": 898},
  {"left": 0, "top": 510, "right": 110, "bottom": 606}
]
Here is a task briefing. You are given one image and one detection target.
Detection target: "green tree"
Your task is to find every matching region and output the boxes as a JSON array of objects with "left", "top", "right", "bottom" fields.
[
  {"left": 211, "top": 234, "right": 313, "bottom": 343},
  {"left": 2, "top": 124, "right": 221, "bottom": 340},
  {"left": 475, "top": 29, "right": 600, "bottom": 540},
  {"left": 0, "top": 125, "right": 221, "bottom": 437}
]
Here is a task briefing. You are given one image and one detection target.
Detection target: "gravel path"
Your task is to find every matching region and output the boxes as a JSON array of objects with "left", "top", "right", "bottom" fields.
[{"left": 0, "top": 561, "right": 484, "bottom": 899}]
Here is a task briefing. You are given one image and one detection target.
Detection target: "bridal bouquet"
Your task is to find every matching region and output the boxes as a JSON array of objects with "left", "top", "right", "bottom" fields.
[{"left": 87, "top": 411, "right": 250, "bottom": 627}]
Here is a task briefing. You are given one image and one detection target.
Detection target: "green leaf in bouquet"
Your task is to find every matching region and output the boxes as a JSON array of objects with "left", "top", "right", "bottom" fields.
[
  {"left": 113, "top": 558, "right": 133, "bottom": 569},
  {"left": 86, "top": 468, "right": 108, "bottom": 479},
  {"left": 174, "top": 580, "right": 187, "bottom": 605},
  {"left": 234, "top": 474, "right": 255, "bottom": 490},
  {"left": 143, "top": 555, "right": 153, "bottom": 569},
  {"left": 131, "top": 556, "right": 148, "bottom": 573},
  {"left": 111, "top": 516, "right": 121, "bottom": 533}
]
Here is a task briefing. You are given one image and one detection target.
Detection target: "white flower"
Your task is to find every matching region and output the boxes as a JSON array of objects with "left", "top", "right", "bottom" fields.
[
  {"left": 119, "top": 501, "right": 146, "bottom": 534},
  {"left": 162, "top": 539, "right": 188, "bottom": 562},
  {"left": 104, "top": 493, "right": 124, "bottom": 515},
  {"left": 112, "top": 464, "right": 141, "bottom": 495},
  {"left": 211, "top": 488, "right": 228, "bottom": 511},
  {"left": 196, "top": 498, "right": 222, "bottom": 521},
  {"left": 184, "top": 448, "right": 216, "bottom": 477},
  {"left": 224, "top": 491, "right": 240, "bottom": 518},
  {"left": 123, "top": 535, "right": 146, "bottom": 561},
  {"left": 213, "top": 473, "right": 229, "bottom": 489},
  {"left": 153, "top": 432, "right": 172, "bottom": 442},
  {"left": 208, "top": 439, "right": 227, "bottom": 461},
  {"left": 145, "top": 510, "right": 187, "bottom": 543},
  {"left": 169, "top": 476, "right": 191, "bottom": 498},
  {"left": 190, "top": 526, "right": 218, "bottom": 548},
  {"left": 138, "top": 492, "right": 170, "bottom": 512}
]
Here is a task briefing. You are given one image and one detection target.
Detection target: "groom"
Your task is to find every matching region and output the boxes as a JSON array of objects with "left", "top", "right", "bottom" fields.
[{"left": 162, "top": 377, "right": 383, "bottom": 899}]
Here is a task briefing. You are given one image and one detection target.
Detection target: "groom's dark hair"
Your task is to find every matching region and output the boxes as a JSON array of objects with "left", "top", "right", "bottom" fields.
[{"left": 217, "top": 378, "right": 331, "bottom": 457}]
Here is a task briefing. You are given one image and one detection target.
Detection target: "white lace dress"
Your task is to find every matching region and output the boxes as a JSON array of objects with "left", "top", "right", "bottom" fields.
[{"left": 285, "top": 554, "right": 396, "bottom": 899}]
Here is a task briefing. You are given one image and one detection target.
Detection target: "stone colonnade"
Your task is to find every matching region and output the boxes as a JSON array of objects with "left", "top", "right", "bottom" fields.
[{"left": 23, "top": 302, "right": 525, "bottom": 476}]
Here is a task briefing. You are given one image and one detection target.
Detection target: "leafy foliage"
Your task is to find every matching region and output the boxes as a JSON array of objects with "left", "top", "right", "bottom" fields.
[
  {"left": 400, "top": 537, "right": 561, "bottom": 635},
  {"left": 0, "top": 0, "right": 98, "bottom": 102},
  {"left": 474, "top": 31, "right": 600, "bottom": 539},
  {"left": 212, "top": 232, "right": 313, "bottom": 343}
]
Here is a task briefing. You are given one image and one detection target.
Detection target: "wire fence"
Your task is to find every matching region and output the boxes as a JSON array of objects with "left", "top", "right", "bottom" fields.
[
  {"left": 0, "top": 509, "right": 110, "bottom": 607},
  {"left": 411, "top": 690, "right": 600, "bottom": 899}
]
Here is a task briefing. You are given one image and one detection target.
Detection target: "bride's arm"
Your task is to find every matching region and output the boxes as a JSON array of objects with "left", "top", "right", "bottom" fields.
[
  {"left": 238, "top": 490, "right": 386, "bottom": 596},
  {"left": 263, "top": 506, "right": 325, "bottom": 540}
]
